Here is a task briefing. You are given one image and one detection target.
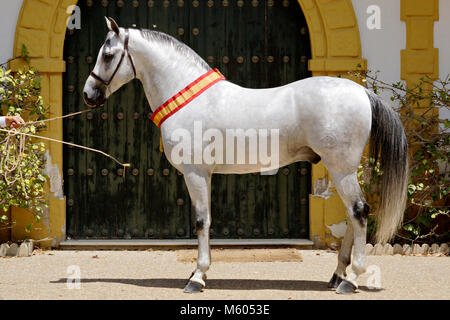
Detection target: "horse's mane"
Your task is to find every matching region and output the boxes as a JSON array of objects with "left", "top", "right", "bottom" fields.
[{"left": 138, "top": 28, "right": 210, "bottom": 71}]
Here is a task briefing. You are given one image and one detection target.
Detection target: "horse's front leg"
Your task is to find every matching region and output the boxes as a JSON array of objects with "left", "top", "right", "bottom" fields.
[{"left": 182, "top": 166, "right": 212, "bottom": 293}]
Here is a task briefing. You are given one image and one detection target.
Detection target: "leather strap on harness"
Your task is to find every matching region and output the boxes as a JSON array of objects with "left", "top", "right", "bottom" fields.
[{"left": 90, "top": 28, "right": 136, "bottom": 86}]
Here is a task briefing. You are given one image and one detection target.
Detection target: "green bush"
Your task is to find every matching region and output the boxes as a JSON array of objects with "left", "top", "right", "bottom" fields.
[{"left": 0, "top": 49, "right": 49, "bottom": 232}]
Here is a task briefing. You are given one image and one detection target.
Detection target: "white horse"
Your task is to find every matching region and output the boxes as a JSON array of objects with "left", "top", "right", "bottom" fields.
[{"left": 83, "top": 18, "right": 409, "bottom": 294}]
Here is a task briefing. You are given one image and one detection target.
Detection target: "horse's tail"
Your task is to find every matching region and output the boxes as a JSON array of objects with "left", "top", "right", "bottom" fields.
[{"left": 366, "top": 89, "right": 409, "bottom": 243}]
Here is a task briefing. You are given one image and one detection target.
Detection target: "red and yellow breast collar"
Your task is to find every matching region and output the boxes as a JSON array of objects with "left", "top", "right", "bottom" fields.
[{"left": 151, "top": 68, "right": 225, "bottom": 128}]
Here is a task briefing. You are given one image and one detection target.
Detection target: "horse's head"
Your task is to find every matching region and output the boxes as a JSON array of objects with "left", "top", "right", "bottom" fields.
[{"left": 83, "top": 17, "right": 136, "bottom": 108}]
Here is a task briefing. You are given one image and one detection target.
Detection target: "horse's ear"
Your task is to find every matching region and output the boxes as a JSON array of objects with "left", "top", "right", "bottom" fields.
[{"left": 105, "top": 16, "right": 120, "bottom": 36}]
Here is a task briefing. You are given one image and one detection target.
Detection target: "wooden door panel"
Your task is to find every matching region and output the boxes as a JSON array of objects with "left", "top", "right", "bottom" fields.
[{"left": 64, "top": 0, "right": 311, "bottom": 239}]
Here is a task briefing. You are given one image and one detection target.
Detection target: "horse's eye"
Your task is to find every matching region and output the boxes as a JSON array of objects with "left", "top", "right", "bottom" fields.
[{"left": 104, "top": 53, "right": 114, "bottom": 62}]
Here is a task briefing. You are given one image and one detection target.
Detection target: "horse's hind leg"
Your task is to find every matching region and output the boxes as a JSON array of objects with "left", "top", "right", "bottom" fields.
[
  {"left": 182, "top": 166, "right": 212, "bottom": 293},
  {"left": 328, "top": 221, "right": 353, "bottom": 288},
  {"left": 327, "top": 170, "right": 369, "bottom": 294}
]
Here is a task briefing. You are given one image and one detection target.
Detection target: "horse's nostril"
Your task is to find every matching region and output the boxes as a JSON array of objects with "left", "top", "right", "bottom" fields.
[{"left": 83, "top": 91, "right": 95, "bottom": 107}]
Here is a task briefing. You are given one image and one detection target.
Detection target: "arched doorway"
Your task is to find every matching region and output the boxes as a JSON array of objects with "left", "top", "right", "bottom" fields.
[{"left": 63, "top": 0, "right": 312, "bottom": 239}]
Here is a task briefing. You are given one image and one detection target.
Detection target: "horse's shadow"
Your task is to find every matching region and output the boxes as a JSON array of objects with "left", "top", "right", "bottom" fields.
[{"left": 50, "top": 278, "right": 382, "bottom": 292}]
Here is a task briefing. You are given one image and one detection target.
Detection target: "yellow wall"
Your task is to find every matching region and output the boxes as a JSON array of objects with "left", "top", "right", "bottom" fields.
[
  {"left": 401, "top": 0, "right": 439, "bottom": 90},
  {"left": 11, "top": 0, "right": 366, "bottom": 247}
]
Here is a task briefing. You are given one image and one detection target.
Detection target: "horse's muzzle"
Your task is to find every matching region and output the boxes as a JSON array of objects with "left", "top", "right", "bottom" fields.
[{"left": 83, "top": 89, "right": 106, "bottom": 108}]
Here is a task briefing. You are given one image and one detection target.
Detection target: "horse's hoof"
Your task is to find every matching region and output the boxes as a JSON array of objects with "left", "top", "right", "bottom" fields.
[
  {"left": 183, "top": 281, "right": 204, "bottom": 293},
  {"left": 336, "top": 279, "right": 357, "bottom": 294},
  {"left": 327, "top": 274, "right": 343, "bottom": 289}
]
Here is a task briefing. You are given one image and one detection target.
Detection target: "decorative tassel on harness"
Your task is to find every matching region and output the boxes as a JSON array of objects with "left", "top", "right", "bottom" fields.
[{"left": 159, "top": 131, "right": 164, "bottom": 153}]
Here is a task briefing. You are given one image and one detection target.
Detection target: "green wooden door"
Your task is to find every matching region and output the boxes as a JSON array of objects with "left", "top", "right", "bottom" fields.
[{"left": 63, "top": 0, "right": 311, "bottom": 240}]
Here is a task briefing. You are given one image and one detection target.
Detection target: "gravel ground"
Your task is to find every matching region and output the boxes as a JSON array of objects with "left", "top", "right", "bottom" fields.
[{"left": 0, "top": 249, "right": 448, "bottom": 300}]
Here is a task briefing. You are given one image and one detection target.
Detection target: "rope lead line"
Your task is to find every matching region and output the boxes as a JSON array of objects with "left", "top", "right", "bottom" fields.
[
  {"left": 0, "top": 128, "right": 130, "bottom": 170},
  {"left": 24, "top": 109, "right": 92, "bottom": 126}
]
